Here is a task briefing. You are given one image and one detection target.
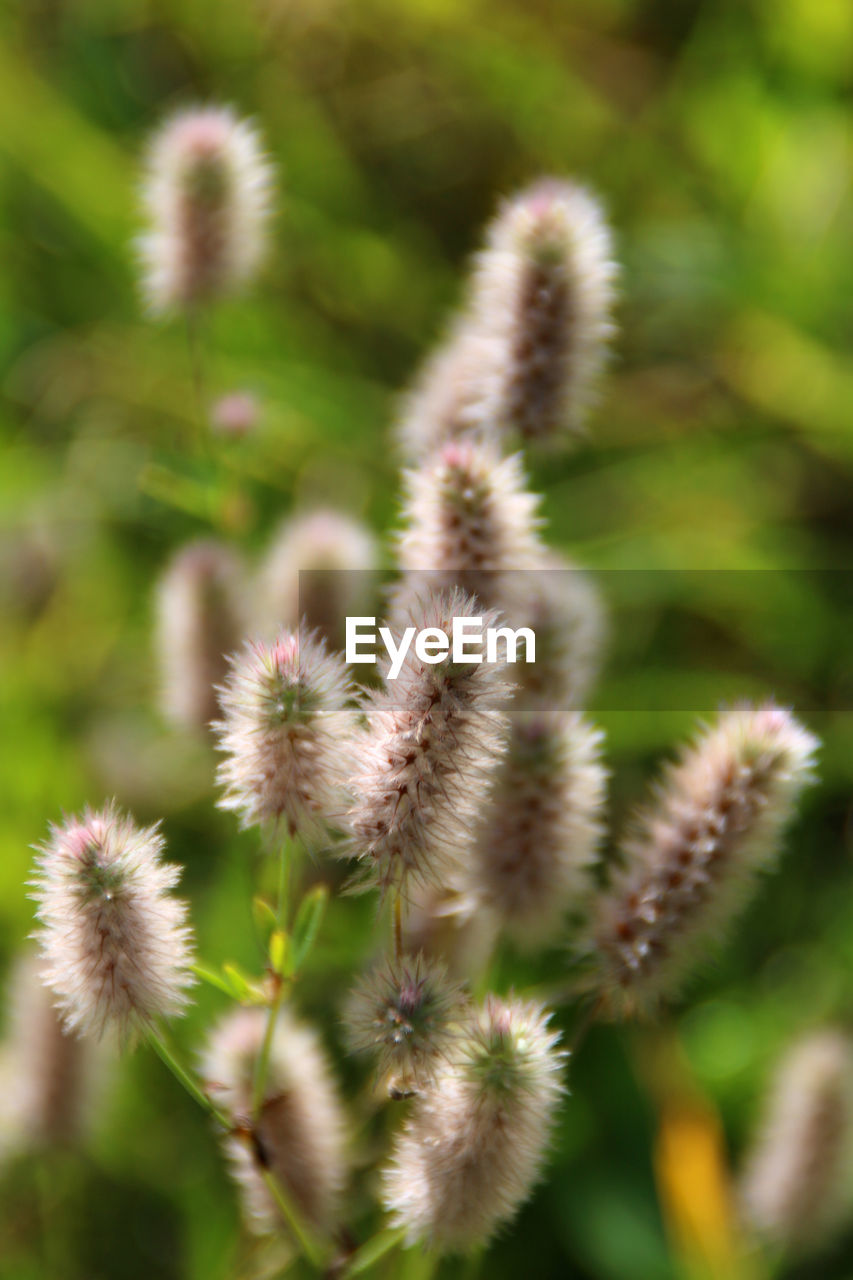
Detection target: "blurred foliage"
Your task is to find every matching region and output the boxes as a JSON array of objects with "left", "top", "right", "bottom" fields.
[{"left": 0, "top": 0, "right": 852, "bottom": 1277}]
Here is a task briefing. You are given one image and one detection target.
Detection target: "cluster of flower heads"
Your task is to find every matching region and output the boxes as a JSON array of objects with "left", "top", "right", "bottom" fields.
[{"left": 16, "top": 107, "right": 841, "bottom": 1275}]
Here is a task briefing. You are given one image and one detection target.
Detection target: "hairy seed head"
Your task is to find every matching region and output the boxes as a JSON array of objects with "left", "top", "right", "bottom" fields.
[
  {"left": 139, "top": 106, "right": 274, "bottom": 314},
  {"left": 459, "top": 712, "right": 606, "bottom": 949},
  {"left": 395, "top": 325, "right": 499, "bottom": 463},
  {"left": 590, "top": 703, "right": 818, "bottom": 1017},
  {"left": 215, "top": 628, "right": 358, "bottom": 843},
  {"left": 0, "top": 951, "right": 104, "bottom": 1158},
  {"left": 255, "top": 509, "right": 378, "bottom": 647},
  {"left": 468, "top": 178, "right": 616, "bottom": 446},
  {"left": 156, "top": 538, "right": 246, "bottom": 734},
  {"left": 30, "top": 804, "right": 195, "bottom": 1041},
  {"left": 345, "top": 953, "right": 467, "bottom": 1094},
  {"left": 397, "top": 440, "right": 544, "bottom": 611},
  {"left": 382, "top": 995, "right": 564, "bottom": 1251},
  {"left": 202, "top": 1006, "right": 348, "bottom": 1236},
  {"left": 740, "top": 1030, "right": 853, "bottom": 1257},
  {"left": 345, "top": 588, "right": 511, "bottom": 896}
]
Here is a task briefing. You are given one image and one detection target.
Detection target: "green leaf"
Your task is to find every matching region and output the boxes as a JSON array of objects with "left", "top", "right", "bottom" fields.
[
  {"left": 252, "top": 895, "right": 278, "bottom": 941},
  {"left": 291, "top": 884, "right": 329, "bottom": 973},
  {"left": 222, "top": 963, "right": 266, "bottom": 1004},
  {"left": 190, "top": 963, "right": 235, "bottom": 998}
]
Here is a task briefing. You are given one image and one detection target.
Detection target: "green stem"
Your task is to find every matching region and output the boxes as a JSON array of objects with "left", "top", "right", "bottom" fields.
[
  {"left": 253, "top": 836, "right": 296, "bottom": 1115},
  {"left": 393, "top": 892, "right": 403, "bottom": 964},
  {"left": 260, "top": 1168, "right": 329, "bottom": 1271},
  {"left": 147, "top": 1026, "right": 229, "bottom": 1128},
  {"left": 342, "top": 1224, "right": 408, "bottom": 1277}
]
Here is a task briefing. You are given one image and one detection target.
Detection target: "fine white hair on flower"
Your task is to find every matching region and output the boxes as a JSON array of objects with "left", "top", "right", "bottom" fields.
[
  {"left": 155, "top": 538, "right": 246, "bottom": 735},
  {"left": 344, "top": 952, "right": 468, "bottom": 1095},
  {"left": 457, "top": 711, "right": 607, "bottom": 950},
  {"left": 215, "top": 627, "right": 359, "bottom": 843},
  {"left": 382, "top": 995, "right": 565, "bottom": 1252},
  {"left": 468, "top": 177, "right": 617, "bottom": 446},
  {"left": 394, "top": 323, "right": 501, "bottom": 463},
  {"left": 138, "top": 105, "right": 275, "bottom": 314},
  {"left": 30, "top": 804, "right": 196, "bottom": 1041},
  {"left": 344, "top": 587, "right": 512, "bottom": 896},
  {"left": 254, "top": 508, "right": 378, "bottom": 647},
  {"left": 201, "top": 1005, "right": 349, "bottom": 1237},
  {"left": 739, "top": 1029, "right": 853, "bottom": 1258},
  {"left": 589, "top": 703, "right": 818, "bottom": 1018},
  {"left": 396, "top": 439, "right": 544, "bottom": 613}
]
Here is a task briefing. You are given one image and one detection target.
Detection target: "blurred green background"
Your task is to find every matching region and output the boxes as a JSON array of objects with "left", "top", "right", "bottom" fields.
[{"left": 1, "top": 0, "right": 852, "bottom": 1277}]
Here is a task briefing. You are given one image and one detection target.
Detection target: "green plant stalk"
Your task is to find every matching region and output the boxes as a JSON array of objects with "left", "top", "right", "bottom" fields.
[
  {"left": 147, "top": 1025, "right": 230, "bottom": 1128},
  {"left": 260, "top": 1168, "right": 330, "bottom": 1272},
  {"left": 252, "top": 834, "right": 296, "bottom": 1114},
  {"left": 342, "top": 1224, "right": 409, "bottom": 1277}
]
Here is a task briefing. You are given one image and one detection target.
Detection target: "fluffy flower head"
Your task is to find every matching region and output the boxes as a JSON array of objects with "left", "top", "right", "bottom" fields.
[
  {"left": 460, "top": 712, "right": 606, "bottom": 949},
  {"left": 740, "top": 1030, "right": 853, "bottom": 1257},
  {"left": 590, "top": 703, "right": 818, "bottom": 1017},
  {"left": 382, "top": 996, "right": 564, "bottom": 1252},
  {"left": 202, "top": 1006, "right": 348, "bottom": 1235},
  {"left": 30, "top": 804, "right": 195, "bottom": 1040},
  {"left": 397, "top": 440, "right": 543, "bottom": 611},
  {"left": 345, "top": 953, "right": 467, "bottom": 1094},
  {"left": 469, "top": 177, "right": 616, "bottom": 445},
  {"left": 216, "top": 628, "right": 358, "bottom": 842},
  {"left": 156, "top": 538, "right": 245, "bottom": 733},
  {"left": 255, "top": 508, "right": 378, "bottom": 646},
  {"left": 139, "top": 106, "right": 274, "bottom": 313},
  {"left": 345, "top": 588, "right": 511, "bottom": 895}
]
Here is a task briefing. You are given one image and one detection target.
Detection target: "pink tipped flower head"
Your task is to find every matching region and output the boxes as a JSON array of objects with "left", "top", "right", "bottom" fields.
[
  {"left": 382, "top": 995, "right": 564, "bottom": 1252},
  {"left": 139, "top": 106, "right": 274, "bottom": 314},
  {"left": 255, "top": 509, "right": 378, "bottom": 647},
  {"left": 469, "top": 178, "right": 616, "bottom": 446},
  {"left": 590, "top": 703, "right": 818, "bottom": 1018},
  {"left": 345, "top": 953, "right": 467, "bottom": 1095},
  {"left": 739, "top": 1030, "right": 853, "bottom": 1258},
  {"left": 397, "top": 439, "right": 544, "bottom": 611},
  {"left": 215, "top": 628, "right": 358, "bottom": 843},
  {"left": 459, "top": 712, "right": 606, "bottom": 950},
  {"left": 345, "top": 588, "right": 512, "bottom": 896},
  {"left": 211, "top": 390, "right": 260, "bottom": 438},
  {"left": 156, "top": 538, "right": 246, "bottom": 734},
  {"left": 30, "top": 804, "right": 195, "bottom": 1041},
  {"left": 202, "top": 1006, "right": 348, "bottom": 1236}
]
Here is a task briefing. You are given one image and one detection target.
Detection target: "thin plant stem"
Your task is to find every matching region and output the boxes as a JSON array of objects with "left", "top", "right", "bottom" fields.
[
  {"left": 341, "top": 1224, "right": 408, "bottom": 1277},
  {"left": 567, "top": 994, "right": 604, "bottom": 1056},
  {"left": 253, "top": 834, "right": 296, "bottom": 1115},
  {"left": 185, "top": 308, "right": 206, "bottom": 439},
  {"left": 393, "top": 892, "right": 403, "bottom": 963},
  {"left": 259, "top": 1168, "right": 329, "bottom": 1272},
  {"left": 147, "top": 1025, "right": 229, "bottom": 1128}
]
